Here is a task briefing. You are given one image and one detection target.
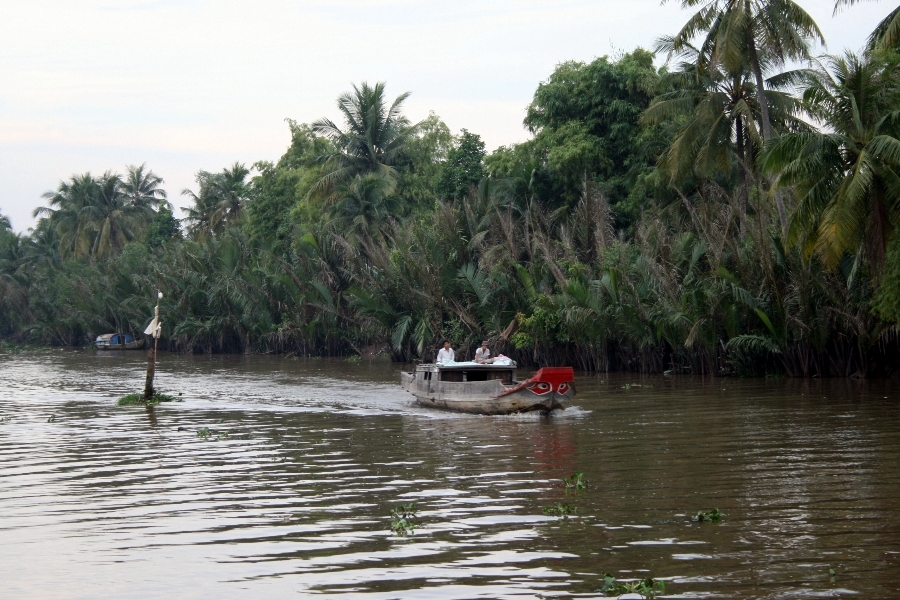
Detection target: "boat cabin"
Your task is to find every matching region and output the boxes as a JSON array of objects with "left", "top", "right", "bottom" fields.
[
  {"left": 414, "top": 363, "right": 516, "bottom": 384},
  {"left": 96, "top": 333, "right": 135, "bottom": 346}
]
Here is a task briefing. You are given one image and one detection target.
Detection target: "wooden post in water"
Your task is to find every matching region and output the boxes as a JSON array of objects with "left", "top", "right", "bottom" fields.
[{"left": 143, "top": 292, "right": 163, "bottom": 401}]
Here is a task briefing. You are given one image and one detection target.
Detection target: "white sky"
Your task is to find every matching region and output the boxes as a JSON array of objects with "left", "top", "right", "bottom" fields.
[{"left": 0, "top": 0, "right": 890, "bottom": 231}]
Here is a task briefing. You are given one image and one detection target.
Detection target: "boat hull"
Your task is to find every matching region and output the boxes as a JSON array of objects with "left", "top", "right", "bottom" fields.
[
  {"left": 96, "top": 340, "right": 145, "bottom": 350},
  {"left": 401, "top": 367, "right": 574, "bottom": 415}
]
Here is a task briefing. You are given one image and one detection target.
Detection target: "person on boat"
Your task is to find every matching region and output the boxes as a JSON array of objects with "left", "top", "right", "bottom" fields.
[
  {"left": 436, "top": 340, "right": 454, "bottom": 363},
  {"left": 475, "top": 340, "right": 494, "bottom": 363}
]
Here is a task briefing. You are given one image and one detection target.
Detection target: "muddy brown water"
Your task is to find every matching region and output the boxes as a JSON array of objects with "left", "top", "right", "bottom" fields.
[{"left": 1, "top": 350, "right": 899, "bottom": 599}]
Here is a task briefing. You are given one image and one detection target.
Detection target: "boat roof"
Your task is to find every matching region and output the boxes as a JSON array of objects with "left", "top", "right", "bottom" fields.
[{"left": 418, "top": 362, "right": 516, "bottom": 370}]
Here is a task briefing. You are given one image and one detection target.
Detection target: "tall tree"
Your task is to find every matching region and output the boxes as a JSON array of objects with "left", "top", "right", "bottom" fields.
[
  {"left": 35, "top": 171, "right": 153, "bottom": 259},
  {"left": 145, "top": 207, "right": 180, "bottom": 248},
  {"left": 0, "top": 213, "right": 25, "bottom": 337},
  {"left": 83, "top": 172, "right": 152, "bottom": 258},
  {"left": 182, "top": 162, "right": 250, "bottom": 236},
  {"left": 391, "top": 112, "right": 453, "bottom": 212},
  {"left": 122, "top": 163, "right": 168, "bottom": 211},
  {"left": 311, "top": 82, "right": 420, "bottom": 198},
  {"left": 764, "top": 50, "right": 900, "bottom": 272},
  {"left": 328, "top": 173, "right": 399, "bottom": 244},
  {"left": 664, "top": 0, "right": 824, "bottom": 225},
  {"left": 208, "top": 162, "right": 250, "bottom": 228},
  {"left": 245, "top": 121, "right": 333, "bottom": 252},
  {"left": 0, "top": 213, "right": 18, "bottom": 282},
  {"left": 664, "top": 0, "right": 823, "bottom": 141},
  {"left": 435, "top": 130, "right": 486, "bottom": 201},
  {"left": 643, "top": 37, "right": 805, "bottom": 208},
  {"left": 35, "top": 173, "right": 98, "bottom": 258},
  {"left": 501, "top": 50, "right": 661, "bottom": 227}
]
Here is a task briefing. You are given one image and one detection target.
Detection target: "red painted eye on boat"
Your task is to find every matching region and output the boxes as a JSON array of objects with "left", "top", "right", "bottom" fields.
[
  {"left": 529, "top": 382, "right": 552, "bottom": 394},
  {"left": 558, "top": 383, "right": 569, "bottom": 393}
]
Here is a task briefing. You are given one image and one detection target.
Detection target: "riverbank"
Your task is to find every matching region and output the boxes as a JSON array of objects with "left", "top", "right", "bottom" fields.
[{"left": 3, "top": 341, "right": 898, "bottom": 379}]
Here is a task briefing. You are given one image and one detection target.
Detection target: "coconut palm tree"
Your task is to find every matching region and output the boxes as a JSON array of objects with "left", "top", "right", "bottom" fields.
[
  {"left": 36, "top": 171, "right": 155, "bottom": 259},
  {"left": 182, "top": 162, "right": 250, "bottom": 236},
  {"left": 22, "top": 219, "right": 62, "bottom": 268},
  {"left": 663, "top": 0, "right": 824, "bottom": 226},
  {"left": 82, "top": 171, "right": 152, "bottom": 258},
  {"left": 328, "top": 173, "right": 399, "bottom": 244},
  {"left": 0, "top": 213, "right": 19, "bottom": 278},
  {"left": 34, "top": 173, "right": 99, "bottom": 258},
  {"left": 181, "top": 173, "right": 217, "bottom": 238},
  {"left": 208, "top": 162, "right": 250, "bottom": 229},
  {"left": 645, "top": 38, "right": 807, "bottom": 217},
  {"left": 764, "top": 50, "right": 900, "bottom": 272},
  {"left": 311, "top": 82, "right": 420, "bottom": 198},
  {"left": 122, "top": 163, "right": 169, "bottom": 210},
  {"left": 664, "top": 0, "right": 823, "bottom": 141},
  {"left": 37, "top": 170, "right": 164, "bottom": 259},
  {"left": 0, "top": 215, "right": 26, "bottom": 336},
  {"left": 835, "top": 0, "right": 900, "bottom": 50}
]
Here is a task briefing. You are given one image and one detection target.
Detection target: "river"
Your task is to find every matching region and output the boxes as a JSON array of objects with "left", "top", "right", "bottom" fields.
[{"left": 1, "top": 350, "right": 898, "bottom": 598}]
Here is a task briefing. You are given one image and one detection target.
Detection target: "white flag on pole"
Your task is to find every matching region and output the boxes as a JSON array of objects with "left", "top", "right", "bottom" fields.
[{"left": 144, "top": 317, "right": 161, "bottom": 338}]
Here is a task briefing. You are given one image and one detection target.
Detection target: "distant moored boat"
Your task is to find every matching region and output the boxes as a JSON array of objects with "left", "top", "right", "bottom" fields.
[{"left": 95, "top": 333, "right": 145, "bottom": 350}]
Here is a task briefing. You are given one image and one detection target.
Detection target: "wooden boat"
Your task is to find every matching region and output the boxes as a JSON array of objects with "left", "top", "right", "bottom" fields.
[
  {"left": 95, "top": 333, "right": 145, "bottom": 350},
  {"left": 400, "top": 362, "right": 575, "bottom": 414}
]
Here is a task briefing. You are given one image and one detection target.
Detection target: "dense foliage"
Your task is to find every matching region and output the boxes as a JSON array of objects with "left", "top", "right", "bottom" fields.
[{"left": 2, "top": 2, "right": 899, "bottom": 376}]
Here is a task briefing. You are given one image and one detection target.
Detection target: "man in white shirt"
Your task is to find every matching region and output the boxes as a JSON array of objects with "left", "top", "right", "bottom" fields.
[
  {"left": 475, "top": 340, "right": 491, "bottom": 363},
  {"left": 436, "top": 340, "right": 454, "bottom": 363}
]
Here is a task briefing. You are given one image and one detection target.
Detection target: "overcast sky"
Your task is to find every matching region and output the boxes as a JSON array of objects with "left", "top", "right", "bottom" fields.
[{"left": 0, "top": 0, "right": 890, "bottom": 231}]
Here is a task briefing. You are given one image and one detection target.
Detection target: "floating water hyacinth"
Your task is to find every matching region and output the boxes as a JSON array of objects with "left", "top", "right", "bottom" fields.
[
  {"left": 390, "top": 503, "right": 418, "bottom": 536},
  {"left": 543, "top": 502, "right": 574, "bottom": 517},
  {"left": 598, "top": 574, "right": 666, "bottom": 598},
  {"left": 118, "top": 392, "right": 177, "bottom": 406},
  {"left": 563, "top": 471, "right": 585, "bottom": 495},
  {"left": 694, "top": 508, "right": 723, "bottom": 522}
]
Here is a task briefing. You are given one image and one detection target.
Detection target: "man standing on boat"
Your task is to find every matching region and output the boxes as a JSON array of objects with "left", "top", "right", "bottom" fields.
[
  {"left": 437, "top": 340, "right": 454, "bottom": 363},
  {"left": 475, "top": 340, "right": 493, "bottom": 363}
]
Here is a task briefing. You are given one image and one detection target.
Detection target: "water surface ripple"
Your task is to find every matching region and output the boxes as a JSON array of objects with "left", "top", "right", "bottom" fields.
[{"left": 1, "top": 351, "right": 899, "bottom": 598}]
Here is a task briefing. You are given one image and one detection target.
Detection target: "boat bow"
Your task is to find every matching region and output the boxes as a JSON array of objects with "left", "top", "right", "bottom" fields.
[{"left": 492, "top": 366, "right": 575, "bottom": 399}]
